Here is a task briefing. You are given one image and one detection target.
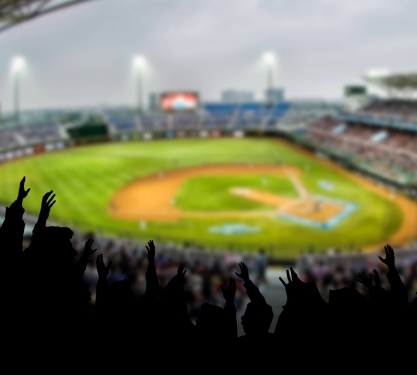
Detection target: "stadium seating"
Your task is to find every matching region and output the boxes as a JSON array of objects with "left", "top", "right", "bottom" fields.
[
  {"left": 264, "top": 103, "right": 291, "bottom": 127},
  {"left": 234, "top": 103, "right": 263, "bottom": 128},
  {"left": 0, "top": 127, "right": 20, "bottom": 149},
  {"left": 107, "top": 115, "right": 140, "bottom": 132},
  {"left": 296, "top": 242, "right": 417, "bottom": 303},
  {"left": 358, "top": 99, "right": 417, "bottom": 123},
  {"left": 0, "top": 122, "right": 63, "bottom": 150},
  {"left": 203, "top": 103, "right": 238, "bottom": 128},
  {"left": 301, "top": 114, "right": 417, "bottom": 184}
]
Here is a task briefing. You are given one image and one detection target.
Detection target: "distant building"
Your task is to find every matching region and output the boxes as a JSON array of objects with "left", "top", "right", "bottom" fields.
[
  {"left": 222, "top": 90, "right": 254, "bottom": 103},
  {"left": 149, "top": 93, "right": 161, "bottom": 112},
  {"left": 265, "top": 88, "right": 285, "bottom": 104}
]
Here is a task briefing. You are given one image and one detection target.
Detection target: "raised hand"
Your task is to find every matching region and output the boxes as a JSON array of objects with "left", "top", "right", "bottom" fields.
[
  {"left": 379, "top": 245, "right": 395, "bottom": 269},
  {"left": 357, "top": 272, "right": 373, "bottom": 290},
  {"left": 146, "top": 240, "right": 155, "bottom": 262},
  {"left": 17, "top": 177, "right": 30, "bottom": 202},
  {"left": 39, "top": 190, "right": 56, "bottom": 221},
  {"left": 279, "top": 267, "right": 313, "bottom": 305},
  {"left": 221, "top": 278, "right": 236, "bottom": 302},
  {"left": 235, "top": 262, "right": 250, "bottom": 283},
  {"left": 83, "top": 238, "right": 97, "bottom": 257},
  {"left": 372, "top": 269, "right": 381, "bottom": 289},
  {"left": 177, "top": 264, "right": 186, "bottom": 277},
  {"left": 96, "top": 254, "right": 112, "bottom": 279},
  {"left": 279, "top": 267, "right": 302, "bottom": 288}
]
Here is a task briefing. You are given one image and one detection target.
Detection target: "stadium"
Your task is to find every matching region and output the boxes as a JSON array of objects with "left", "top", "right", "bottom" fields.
[{"left": 0, "top": 0, "right": 417, "bottom": 337}]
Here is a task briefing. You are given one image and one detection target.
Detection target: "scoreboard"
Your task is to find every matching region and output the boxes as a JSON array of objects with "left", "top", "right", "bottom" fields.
[{"left": 161, "top": 92, "right": 199, "bottom": 111}]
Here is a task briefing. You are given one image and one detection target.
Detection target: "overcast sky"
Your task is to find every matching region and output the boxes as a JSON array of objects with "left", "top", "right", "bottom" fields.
[{"left": 0, "top": 0, "right": 416, "bottom": 111}]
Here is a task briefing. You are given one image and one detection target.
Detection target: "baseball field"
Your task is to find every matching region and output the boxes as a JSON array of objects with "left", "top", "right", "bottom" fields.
[{"left": 0, "top": 138, "right": 416, "bottom": 256}]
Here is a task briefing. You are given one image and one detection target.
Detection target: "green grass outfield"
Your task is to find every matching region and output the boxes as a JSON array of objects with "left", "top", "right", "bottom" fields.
[{"left": 0, "top": 138, "right": 403, "bottom": 256}]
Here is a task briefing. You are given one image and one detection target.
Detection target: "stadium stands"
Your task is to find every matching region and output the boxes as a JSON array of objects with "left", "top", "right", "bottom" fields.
[
  {"left": 0, "top": 122, "right": 65, "bottom": 150},
  {"left": 171, "top": 112, "right": 201, "bottom": 128},
  {"left": 107, "top": 115, "right": 140, "bottom": 132},
  {"left": 264, "top": 103, "right": 291, "bottom": 127},
  {"left": 300, "top": 107, "right": 417, "bottom": 184},
  {"left": 203, "top": 103, "right": 238, "bottom": 128},
  {"left": 0, "top": 127, "right": 19, "bottom": 149},
  {"left": 0, "top": 99, "right": 414, "bottom": 190},
  {"left": 358, "top": 99, "right": 417, "bottom": 123},
  {"left": 297, "top": 242, "right": 417, "bottom": 303}
]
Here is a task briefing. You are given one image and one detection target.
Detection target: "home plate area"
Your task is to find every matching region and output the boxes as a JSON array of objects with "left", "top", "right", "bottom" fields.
[{"left": 230, "top": 188, "right": 358, "bottom": 230}]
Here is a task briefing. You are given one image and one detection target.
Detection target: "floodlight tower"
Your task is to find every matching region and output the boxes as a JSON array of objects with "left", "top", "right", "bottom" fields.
[
  {"left": 133, "top": 55, "right": 146, "bottom": 114},
  {"left": 11, "top": 56, "right": 25, "bottom": 125},
  {"left": 262, "top": 52, "right": 276, "bottom": 107}
]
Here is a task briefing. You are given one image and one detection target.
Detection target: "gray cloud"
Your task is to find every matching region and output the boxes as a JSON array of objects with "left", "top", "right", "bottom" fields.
[{"left": 0, "top": 0, "right": 416, "bottom": 111}]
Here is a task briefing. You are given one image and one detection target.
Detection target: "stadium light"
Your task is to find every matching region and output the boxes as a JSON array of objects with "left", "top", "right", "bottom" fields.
[
  {"left": 11, "top": 56, "right": 26, "bottom": 125},
  {"left": 133, "top": 55, "right": 146, "bottom": 113},
  {"left": 12, "top": 56, "right": 25, "bottom": 73},
  {"left": 133, "top": 55, "right": 146, "bottom": 70},
  {"left": 263, "top": 51, "right": 276, "bottom": 67},
  {"left": 262, "top": 52, "right": 276, "bottom": 107}
]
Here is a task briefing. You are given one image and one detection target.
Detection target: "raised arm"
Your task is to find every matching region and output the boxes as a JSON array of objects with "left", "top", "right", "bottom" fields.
[
  {"left": 36, "top": 191, "right": 55, "bottom": 228},
  {"left": 15, "top": 176, "right": 30, "bottom": 207},
  {"left": 0, "top": 177, "right": 30, "bottom": 255},
  {"left": 158, "top": 264, "right": 195, "bottom": 336},
  {"left": 74, "top": 238, "right": 97, "bottom": 278},
  {"left": 95, "top": 254, "right": 112, "bottom": 313},
  {"left": 379, "top": 245, "right": 408, "bottom": 308},
  {"left": 1, "top": 177, "right": 29, "bottom": 236},
  {"left": 220, "top": 278, "right": 237, "bottom": 339},
  {"left": 357, "top": 272, "right": 374, "bottom": 291},
  {"left": 29, "top": 190, "right": 56, "bottom": 247},
  {"left": 143, "top": 240, "right": 160, "bottom": 302},
  {"left": 357, "top": 269, "right": 385, "bottom": 298},
  {"left": 235, "top": 262, "right": 266, "bottom": 304}
]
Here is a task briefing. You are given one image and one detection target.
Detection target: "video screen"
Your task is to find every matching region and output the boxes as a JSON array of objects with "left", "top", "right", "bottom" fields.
[{"left": 161, "top": 92, "right": 199, "bottom": 111}]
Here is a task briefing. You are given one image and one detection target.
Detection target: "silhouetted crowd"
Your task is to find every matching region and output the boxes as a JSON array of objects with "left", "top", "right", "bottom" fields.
[{"left": 1, "top": 177, "right": 416, "bottom": 369}]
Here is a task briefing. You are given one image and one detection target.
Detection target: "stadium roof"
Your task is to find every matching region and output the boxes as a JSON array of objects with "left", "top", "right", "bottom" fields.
[
  {"left": 0, "top": 0, "right": 95, "bottom": 33},
  {"left": 363, "top": 72, "right": 417, "bottom": 91}
]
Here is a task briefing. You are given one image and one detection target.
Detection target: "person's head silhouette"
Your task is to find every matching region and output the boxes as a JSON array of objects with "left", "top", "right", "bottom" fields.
[
  {"left": 196, "top": 303, "right": 227, "bottom": 339},
  {"left": 241, "top": 302, "right": 273, "bottom": 336}
]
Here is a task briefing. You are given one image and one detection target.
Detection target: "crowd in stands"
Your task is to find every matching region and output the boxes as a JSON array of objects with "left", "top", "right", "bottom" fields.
[
  {"left": 16, "top": 122, "right": 62, "bottom": 143},
  {"left": 0, "top": 122, "right": 63, "bottom": 150},
  {"left": 139, "top": 103, "right": 290, "bottom": 130},
  {"left": 107, "top": 115, "right": 140, "bottom": 132},
  {"left": 2, "top": 177, "right": 416, "bottom": 367},
  {"left": 66, "top": 231, "right": 266, "bottom": 322},
  {"left": 296, "top": 243, "right": 417, "bottom": 303},
  {"left": 0, "top": 103, "right": 292, "bottom": 152},
  {"left": 357, "top": 99, "right": 417, "bottom": 123},
  {"left": 0, "top": 127, "right": 19, "bottom": 149},
  {"left": 304, "top": 116, "right": 417, "bottom": 183}
]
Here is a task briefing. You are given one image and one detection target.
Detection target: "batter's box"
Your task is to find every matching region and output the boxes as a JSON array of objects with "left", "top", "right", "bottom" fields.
[{"left": 277, "top": 195, "right": 358, "bottom": 230}]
